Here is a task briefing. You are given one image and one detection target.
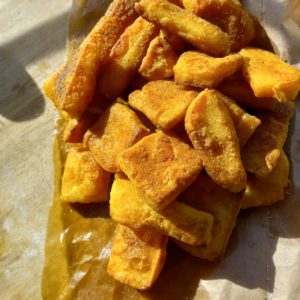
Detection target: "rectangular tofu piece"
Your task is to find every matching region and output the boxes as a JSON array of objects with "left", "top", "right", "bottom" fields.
[
  {"left": 177, "top": 174, "right": 241, "bottom": 261},
  {"left": 138, "top": 33, "right": 178, "bottom": 80},
  {"left": 96, "top": 17, "right": 158, "bottom": 98},
  {"left": 60, "top": 0, "right": 138, "bottom": 118},
  {"left": 61, "top": 147, "right": 111, "bottom": 203},
  {"left": 87, "top": 102, "right": 150, "bottom": 173},
  {"left": 128, "top": 80, "right": 198, "bottom": 130},
  {"left": 240, "top": 48, "right": 300, "bottom": 102},
  {"left": 242, "top": 151, "right": 290, "bottom": 209},
  {"left": 185, "top": 89, "right": 247, "bottom": 192},
  {"left": 183, "top": 0, "right": 255, "bottom": 51},
  {"left": 174, "top": 51, "right": 243, "bottom": 88},
  {"left": 242, "top": 102, "right": 295, "bottom": 178},
  {"left": 215, "top": 90, "right": 261, "bottom": 147},
  {"left": 119, "top": 131, "right": 203, "bottom": 210},
  {"left": 107, "top": 224, "right": 168, "bottom": 290},
  {"left": 110, "top": 173, "right": 214, "bottom": 246},
  {"left": 135, "top": 0, "right": 230, "bottom": 57},
  {"left": 218, "top": 75, "right": 278, "bottom": 111}
]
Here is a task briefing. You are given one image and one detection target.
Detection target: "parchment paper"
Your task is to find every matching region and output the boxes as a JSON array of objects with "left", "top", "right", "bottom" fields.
[{"left": 42, "top": 1, "right": 300, "bottom": 299}]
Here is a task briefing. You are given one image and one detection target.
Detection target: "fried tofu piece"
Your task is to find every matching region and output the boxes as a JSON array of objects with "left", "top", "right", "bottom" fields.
[
  {"left": 129, "top": 80, "right": 198, "bottom": 130},
  {"left": 174, "top": 51, "right": 243, "bottom": 89},
  {"left": 62, "top": 0, "right": 138, "bottom": 118},
  {"left": 214, "top": 91, "right": 261, "bottom": 147},
  {"left": 61, "top": 0, "right": 138, "bottom": 118},
  {"left": 110, "top": 174, "right": 214, "bottom": 246},
  {"left": 139, "top": 35, "right": 178, "bottom": 81},
  {"left": 107, "top": 224, "right": 168, "bottom": 290},
  {"left": 119, "top": 131, "right": 203, "bottom": 210},
  {"left": 242, "top": 151, "right": 290, "bottom": 209},
  {"left": 135, "top": 0, "right": 230, "bottom": 57},
  {"left": 185, "top": 89, "right": 247, "bottom": 192},
  {"left": 240, "top": 48, "right": 300, "bottom": 102},
  {"left": 218, "top": 75, "right": 278, "bottom": 111},
  {"left": 61, "top": 147, "right": 111, "bottom": 203},
  {"left": 183, "top": 0, "right": 255, "bottom": 51},
  {"left": 177, "top": 174, "right": 241, "bottom": 261},
  {"left": 87, "top": 102, "right": 150, "bottom": 173},
  {"left": 96, "top": 17, "right": 158, "bottom": 98},
  {"left": 242, "top": 102, "right": 295, "bottom": 177}
]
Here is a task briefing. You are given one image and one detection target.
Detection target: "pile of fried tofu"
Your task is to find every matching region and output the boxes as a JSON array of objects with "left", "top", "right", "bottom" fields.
[{"left": 44, "top": 0, "right": 300, "bottom": 290}]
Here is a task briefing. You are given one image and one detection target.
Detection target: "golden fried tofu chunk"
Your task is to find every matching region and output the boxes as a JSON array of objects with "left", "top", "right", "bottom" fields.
[
  {"left": 107, "top": 224, "right": 168, "bottom": 290},
  {"left": 240, "top": 48, "right": 300, "bottom": 102},
  {"left": 177, "top": 174, "right": 241, "bottom": 261},
  {"left": 174, "top": 51, "right": 243, "bottom": 88},
  {"left": 242, "top": 151, "right": 290, "bottom": 209},
  {"left": 96, "top": 17, "right": 158, "bottom": 98},
  {"left": 218, "top": 75, "right": 278, "bottom": 111},
  {"left": 183, "top": 0, "right": 255, "bottom": 51},
  {"left": 87, "top": 102, "right": 150, "bottom": 173},
  {"left": 185, "top": 89, "right": 247, "bottom": 192},
  {"left": 242, "top": 102, "right": 295, "bottom": 178},
  {"left": 110, "top": 174, "right": 214, "bottom": 246},
  {"left": 62, "top": 0, "right": 138, "bottom": 119},
  {"left": 129, "top": 80, "right": 198, "bottom": 130},
  {"left": 139, "top": 34, "right": 178, "bottom": 81},
  {"left": 61, "top": 147, "right": 111, "bottom": 203},
  {"left": 215, "top": 91, "right": 261, "bottom": 147},
  {"left": 119, "top": 131, "right": 203, "bottom": 210},
  {"left": 135, "top": 0, "right": 230, "bottom": 57}
]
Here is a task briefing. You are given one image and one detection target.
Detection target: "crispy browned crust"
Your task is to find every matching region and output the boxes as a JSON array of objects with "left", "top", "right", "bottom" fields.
[
  {"left": 185, "top": 89, "right": 247, "bottom": 192},
  {"left": 135, "top": 0, "right": 230, "bottom": 57},
  {"left": 128, "top": 80, "right": 198, "bottom": 130},
  {"left": 87, "top": 102, "right": 150, "bottom": 173},
  {"left": 110, "top": 173, "right": 214, "bottom": 246},
  {"left": 174, "top": 51, "right": 243, "bottom": 88},
  {"left": 183, "top": 0, "right": 255, "bottom": 51},
  {"left": 107, "top": 224, "right": 168, "bottom": 290},
  {"left": 46, "top": 0, "right": 139, "bottom": 119},
  {"left": 96, "top": 17, "right": 159, "bottom": 98},
  {"left": 61, "top": 16, "right": 128, "bottom": 118},
  {"left": 119, "top": 131, "right": 203, "bottom": 210}
]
